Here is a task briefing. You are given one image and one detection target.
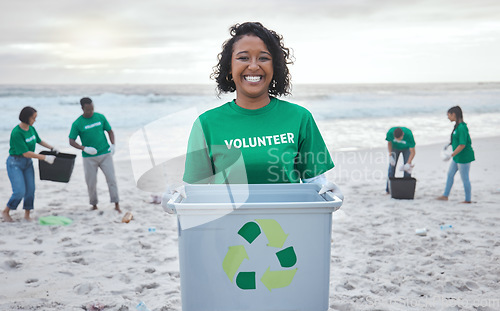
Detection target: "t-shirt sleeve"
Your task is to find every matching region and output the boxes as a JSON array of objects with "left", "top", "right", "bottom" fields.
[
  {"left": 33, "top": 127, "right": 41, "bottom": 144},
  {"left": 183, "top": 117, "right": 215, "bottom": 184},
  {"left": 10, "top": 130, "right": 29, "bottom": 154},
  {"left": 69, "top": 121, "right": 79, "bottom": 140},
  {"left": 457, "top": 125, "right": 468, "bottom": 145},
  {"left": 385, "top": 128, "right": 393, "bottom": 142},
  {"left": 296, "top": 111, "right": 334, "bottom": 180},
  {"left": 102, "top": 114, "right": 112, "bottom": 131}
]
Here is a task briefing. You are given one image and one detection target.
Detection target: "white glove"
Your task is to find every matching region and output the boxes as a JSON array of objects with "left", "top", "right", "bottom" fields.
[
  {"left": 441, "top": 146, "right": 452, "bottom": 161},
  {"left": 50, "top": 147, "right": 59, "bottom": 154},
  {"left": 83, "top": 146, "right": 98, "bottom": 155},
  {"left": 389, "top": 153, "right": 396, "bottom": 166},
  {"left": 303, "top": 175, "right": 344, "bottom": 202},
  {"left": 44, "top": 155, "right": 56, "bottom": 164},
  {"left": 318, "top": 181, "right": 344, "bottom": 202},
  {"left": 108, "top": 144, "right": 115, "bottom": 155},
  {"left": 161, "top": 185, "right": 187, "bottom": 214},
  {"left": 399, "top": 163, "right": 414, "bottom": 174}
]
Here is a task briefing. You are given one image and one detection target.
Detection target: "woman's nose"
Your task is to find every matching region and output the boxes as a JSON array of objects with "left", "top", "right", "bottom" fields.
[{"left": 248, "top": 58, "right": 259, "bottom": 70}]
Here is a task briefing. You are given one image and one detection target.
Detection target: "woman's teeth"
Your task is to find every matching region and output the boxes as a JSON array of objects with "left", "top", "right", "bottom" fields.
[{"left": 244, "top": 76, "right": 262, "bottom": 82}]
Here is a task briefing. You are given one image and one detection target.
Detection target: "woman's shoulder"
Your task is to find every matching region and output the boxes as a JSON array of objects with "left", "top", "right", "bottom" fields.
[
  {"left": 198, "top": 98, "right": 312, "bottom": 120},
  {"left": 199, "top": 102, "right": 232, "bottom": 118},
  {"left": 274, "top": 98, "right": 312, "bottom": 115},
  {"left": 10, "top": 125, "right": 21, "bottom": 137}
]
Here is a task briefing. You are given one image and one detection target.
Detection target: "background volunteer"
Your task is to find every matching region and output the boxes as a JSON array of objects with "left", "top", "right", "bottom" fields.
[
  {"left": 3, "top": 106, "right": 56, "bottom": 222},
  {"left": 385, "top": 126, "right": 416, "bottom": 193},
  {"left": 437, "top": 106, "right": 475, "bottom": 203},
  {"left": 69, "top": 97, "right": 120, "bottom": 212}
]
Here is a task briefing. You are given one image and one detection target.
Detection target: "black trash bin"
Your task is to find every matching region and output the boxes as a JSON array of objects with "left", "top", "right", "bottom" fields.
[
  {"left": 389, "top": 177, "right": 416, "bottom": 199},
  {"left": 39, "top": 151, "right": 76, "bottom": 183}
]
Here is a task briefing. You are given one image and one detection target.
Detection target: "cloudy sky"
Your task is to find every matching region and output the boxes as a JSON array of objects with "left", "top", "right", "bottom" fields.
[{"left": 1, "top": 0, "right": 499, "bottom": 84}]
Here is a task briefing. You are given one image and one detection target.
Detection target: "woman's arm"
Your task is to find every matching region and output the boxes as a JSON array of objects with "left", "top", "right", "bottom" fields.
[
  {"left": 39, "top": 140, "right": 54, "bottom": 150},
  {"left": 23, "top": 140, "right": 53, "bottom": 159},
  {"left": 452, "top": 145, "right": 465, "bottom": 157},
  {"left": 22, "top": 151, "right": 46, "bottom": 160}
]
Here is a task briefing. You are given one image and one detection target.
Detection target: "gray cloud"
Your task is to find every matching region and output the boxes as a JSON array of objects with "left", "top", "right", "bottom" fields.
[{"left": 1, "top": 0, "right": 499, "bottom": 83}]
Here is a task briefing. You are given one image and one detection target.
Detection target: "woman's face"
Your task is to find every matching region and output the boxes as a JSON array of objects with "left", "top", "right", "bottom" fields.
[
  {"left": 28, "top": 112, "right": 37, "bottom": 126},
  {"left": 447, "top": 112, "right": 456, "bottom": 122},
  {"left": 230, "top": 35, "right": 274, "bottom": 102}
]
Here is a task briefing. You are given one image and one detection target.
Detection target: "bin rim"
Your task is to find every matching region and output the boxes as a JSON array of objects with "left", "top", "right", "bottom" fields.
[
  {"left": 389, "top": 177, "right": 417, "bottom": 181},
  {"left": 39, "top": 150, "right": 77, "bottom": 158},
  {"left": 164, "top": 183, "right": 343, "bottom": 215}
]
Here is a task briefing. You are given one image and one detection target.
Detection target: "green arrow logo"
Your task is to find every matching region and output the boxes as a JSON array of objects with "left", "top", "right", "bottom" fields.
[
  {"left": 260, "top": 267, "right": 298, "bottom": 291},
  {"left": 255, "top": 219, "right": 289, "bottom": 248},
  {"left": 222, "top": 245, "right": 249, "bottom": 282},
  {"left": 223, "top": 219, "right": 298, "bottom": 291}
]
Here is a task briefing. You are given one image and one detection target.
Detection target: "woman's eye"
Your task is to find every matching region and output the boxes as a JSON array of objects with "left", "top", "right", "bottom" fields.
[{"left": 237, "top": 57, "right": 249, "bottom": 61}]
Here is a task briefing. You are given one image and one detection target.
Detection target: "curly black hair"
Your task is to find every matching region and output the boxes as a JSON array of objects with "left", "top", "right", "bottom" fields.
[{"left": 211, "top": 22, "right": 293, "bottom": 97}]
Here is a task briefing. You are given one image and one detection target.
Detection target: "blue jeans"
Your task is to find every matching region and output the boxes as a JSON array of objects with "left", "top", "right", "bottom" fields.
[
  {"left": 386, "top": 148, "right": 411, "bottom": 192},
  {"left": 6, "top": 155, "right": 35, "bottom": 210},
  {"left": 443, "top": 161, "right": 471, "bottom": 202}
]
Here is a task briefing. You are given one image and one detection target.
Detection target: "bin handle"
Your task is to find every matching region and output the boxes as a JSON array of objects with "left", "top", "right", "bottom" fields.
[
  {"left": 321, "top": 191, "right": 343, "bottom": 209},
  {"left": 162, "top": 192, "right": 182, "bottom": 214}
]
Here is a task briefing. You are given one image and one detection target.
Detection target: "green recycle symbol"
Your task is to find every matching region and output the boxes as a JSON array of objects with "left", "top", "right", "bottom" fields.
[{"left": 222, "top": 219, "right": 298, "bottom": 291}]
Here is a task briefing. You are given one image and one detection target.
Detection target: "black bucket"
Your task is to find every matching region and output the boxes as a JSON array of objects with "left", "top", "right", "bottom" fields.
[
  {"left": 389, "top": 177, "right": 416, "bottom": 199},
  {"left": 39, "top": 151, "right": 76, "bottom": 183}
]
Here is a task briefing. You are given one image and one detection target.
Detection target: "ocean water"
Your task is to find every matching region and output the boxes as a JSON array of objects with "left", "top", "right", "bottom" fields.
[{"left": 1, "top": 83, "right": 499, "bottom": 164}]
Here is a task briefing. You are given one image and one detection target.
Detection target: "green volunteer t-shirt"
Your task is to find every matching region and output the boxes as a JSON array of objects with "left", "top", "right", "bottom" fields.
[
  {"left": 452, "top": 122, "right": 475, "bottom": 163},
  {"left": 385, "top": 127, "right": 415, "bottom": 150},
  {"left": 183, "top": 97, "right": 335, "bottom": 184},
  {"left": 9, "top": 125, "right": 41, "bottom": 156},
  {"left": 69, "top": 112, "right": 111, "bottom": 157}
]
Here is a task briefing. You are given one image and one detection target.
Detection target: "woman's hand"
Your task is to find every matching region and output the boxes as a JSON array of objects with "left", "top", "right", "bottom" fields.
[{"left": 44, "top": 155, "right": 56, "bottom": 164}]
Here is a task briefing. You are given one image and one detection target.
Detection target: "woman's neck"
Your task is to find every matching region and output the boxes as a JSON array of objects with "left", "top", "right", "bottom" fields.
[
  {"left": 235, "top": 95, "right": 271, "bottom": 110},
  {"left": 19, "top": 122, "right": 29, "bottom": 131}
]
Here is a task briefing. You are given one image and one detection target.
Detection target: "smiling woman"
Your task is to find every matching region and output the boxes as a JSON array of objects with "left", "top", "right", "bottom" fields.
[
  {"left": 212, "top": 22, "right": 293, "bottom": 106},
  {"left": 181, "top": 22, "right": 341, "bottom": 194},
  {"left": 230, "top": 35, "right": 275, "bottom": 107}
]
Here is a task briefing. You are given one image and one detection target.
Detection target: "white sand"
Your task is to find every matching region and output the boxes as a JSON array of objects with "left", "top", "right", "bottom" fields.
[{"left": 0, "top": 137, "right": 499, "bottom": 311}]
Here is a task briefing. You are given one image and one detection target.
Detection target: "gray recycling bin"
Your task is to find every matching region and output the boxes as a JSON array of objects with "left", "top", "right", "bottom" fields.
[{"left": 164, "top": 183, "right": 343, "bottom": 311}]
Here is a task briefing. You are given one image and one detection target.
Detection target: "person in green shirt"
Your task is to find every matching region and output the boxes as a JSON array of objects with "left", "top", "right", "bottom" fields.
[
  {"left": 3, "top": 106, "right": 57, "bottom": 222},
  {"left": 180, "top": 22, "right": 341, "bottom": 198},
  {"left": 69, "top": 97, "right": 121, "bottom": 213},
  {"left": 437, "top": 106, "right": 475, "bottom": 203},
  {"left": 385, "top": 127, "right": 416, "bottom": 193}
]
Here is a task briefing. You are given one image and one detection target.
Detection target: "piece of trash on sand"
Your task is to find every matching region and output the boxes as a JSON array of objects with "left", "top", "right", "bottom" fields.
[
  {"left": 122, "top": 211, "right": 133, "bottom": 223},
  {"left": 415, "top": 228, "right": 427, "bottom": 236},
  {"left": 136, "top": 301, "right": 151, "bottom": 311},
  {"left": 440, "top": 224, "right": 453, "bottom": 231},
  {"left": 146, "top": 194, "right": 162, "bottom": 204},
  {"left": 86, "top": 302, "right": 106, "bottom": 311}
]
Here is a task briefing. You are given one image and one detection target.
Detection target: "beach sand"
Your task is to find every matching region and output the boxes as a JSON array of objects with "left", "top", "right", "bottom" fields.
[{"left": 0, "top": 137, "right": 499, "bottom": 311}]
